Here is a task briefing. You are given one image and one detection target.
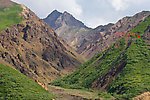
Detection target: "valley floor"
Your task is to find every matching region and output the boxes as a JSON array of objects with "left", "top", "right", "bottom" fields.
[
  {"left": 47, "top": 85, "right": 102, "bottom": 100},
  {"left": 48, "top": 85, "right": 150, "bottom": 100}
]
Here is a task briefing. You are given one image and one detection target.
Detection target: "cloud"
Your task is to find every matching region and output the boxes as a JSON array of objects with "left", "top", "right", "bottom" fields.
[
  {"left": 108, "top": 0, "right": 128, "bottom": 11},
  {"left": 108, "top": 0, "right": 150, "bottom": 11},
  {"left": 11, "top": 0, "right": 82, "bottom": 19}
]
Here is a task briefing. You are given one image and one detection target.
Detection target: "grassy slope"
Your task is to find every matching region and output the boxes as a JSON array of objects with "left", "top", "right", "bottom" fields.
[
  {"left": 108, "top": 17, "right": 150, "bottom": 99},
  {"left": 0, "top": 64, "right": 54, "bottom": 100},
  {"left": 50, "top": 38, "right": 127, "bottom": 91},
  {"left": 0, "top": 4, "right": 24, "bottom": 31},
  {"left": 50, "top": 16, "right": 150, "bottom": 99}
]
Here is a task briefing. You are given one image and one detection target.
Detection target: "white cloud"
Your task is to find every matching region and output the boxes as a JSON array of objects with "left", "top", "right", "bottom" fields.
[
  {"left": 11, "top": 0, "right": 82, "bottom": 19},
  {"left": 108, "top": 0, "right": 128, "bottom": 11},
  {"left": 85, "top": 17, "right": 108, "bottom": 28},
  {"left": 108, "top": 0, "right": 149, "bottom": 11}
]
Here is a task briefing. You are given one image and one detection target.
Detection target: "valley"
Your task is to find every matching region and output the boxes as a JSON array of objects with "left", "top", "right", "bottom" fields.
[{"left": 0, "top": 0, "right": 150, "bottom": 100}]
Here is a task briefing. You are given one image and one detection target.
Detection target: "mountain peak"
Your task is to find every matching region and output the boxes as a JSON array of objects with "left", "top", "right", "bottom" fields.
[
  {"left": 52, "top": 9, "right": 61, "bottom": 14},
  {"left": 63, "top": 11, "right": 71, "bottom": 15},
  {"left": 63, "top": 11, "right": 69, "bottom": 14},
  {"left": 62, "top": 11, "right": 73, "bottom": 19},
  {"left": 43, "top": 10, "right": 62, "bottom": 29},
  {"left": 47, "top": 9, "right": 62, "bottom": 18},
  {"left": 44, "top": 10, "right": 89, "bottom": 29},
  {"left": 43, "top": 10, "right": 90, "bottom": 46}
]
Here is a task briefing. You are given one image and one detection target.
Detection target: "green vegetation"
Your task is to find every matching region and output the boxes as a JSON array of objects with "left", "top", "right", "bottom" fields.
[
  {"left": 0, "top": 64, "right": 55, "bottom": 100},
  {"left": 0, "top": 4, "right": 24, "bottom": 31},
  {"left": 109, "top": 38, "right": 150, "bottom": 99},
  {"left": 108, "top": 17, "right": 150, "bottom": 99},
  {"left": 97, "top": 92, "right": 112, "bottom": 99},
  {"left": 50, "top": 38, "right": 127, "bottom": 89},
  {"left": 50, "top": 16, "right": 150, "bottom": 99},
  {"left": 130, "top": 15, "right": 150, "bottom": 38}
]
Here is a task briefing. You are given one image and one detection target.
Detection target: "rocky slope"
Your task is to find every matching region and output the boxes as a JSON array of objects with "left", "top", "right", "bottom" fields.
[
  {"left": 76, "top": 23, "right": 114, "bottom": 58},
  {"left": 43, "top": 10, "right": 90, "bottom": 47},
  {"left": 77, "top": 11, "right": 150, "bottom": 59},
  {"left": 0, "top": 1, "right": 83, "bottom": 89},
  {"left": 133, "top": 92, "right": 150, "bottom": 100}
]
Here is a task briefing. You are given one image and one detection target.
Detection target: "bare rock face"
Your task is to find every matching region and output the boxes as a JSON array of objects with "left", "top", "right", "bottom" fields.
[
  {"left": 0, "top": 3, "right": 83, "bottom": 88},
  {"left": 44, "top": 10, "right": 88, "bottom": 30},
  {"left": 133, "top": 92, "right": 150, "bottom": 100},
  {"left": 43, "top": 10, "right": 90, "bottom": 47},
  {"left": 77, "top": 11, "right": 150, "bottom": 59}
]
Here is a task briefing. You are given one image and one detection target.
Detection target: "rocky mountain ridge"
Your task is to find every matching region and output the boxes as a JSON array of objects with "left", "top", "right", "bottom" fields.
[
  {"left": 44, "top": 10, "right": 150, "bottom": 59},
  {"left": 77, "top": 11, "right": 150, "bottom": 59}
]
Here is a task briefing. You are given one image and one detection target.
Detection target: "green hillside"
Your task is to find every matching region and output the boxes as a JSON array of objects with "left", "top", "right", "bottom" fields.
[
  {"left": 108, "top": 17, "right": 150, "bottom": 98},
  {"left": 50, "top": 16, "right": 150, "bottom": 99},
  {"left": 0, "top": 64, "right": 54, "bottom": 100},
  {"left": 0, "top": 4, "right": 24, "bottom": 31}
]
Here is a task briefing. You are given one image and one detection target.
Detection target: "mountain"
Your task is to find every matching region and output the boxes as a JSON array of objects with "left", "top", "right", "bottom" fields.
[
  {"left": 0, "top": 0, "right": 84, "bottom": 89},
  {"left": 0, "top": 63, "right": 54, "bottom": 99},
  {"left": 77, "top": 11, "right": 150, "bottom": 59},
  {"left": 44, "top": 10, "right": 150, "bottom": 59},
  {"left": 44, "top": 10, "right": 88, "bottom": 30},
  {"left": 50, "top": 15, "right": 150, "bottom": 99},
  {"left": 43, "top": 10, "right": 90, "bottom": 47}
]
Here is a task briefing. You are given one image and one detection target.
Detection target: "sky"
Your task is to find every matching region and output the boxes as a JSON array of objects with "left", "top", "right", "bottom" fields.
[{"left": 11, "top": 0, "right": 150, "bottom": 28}]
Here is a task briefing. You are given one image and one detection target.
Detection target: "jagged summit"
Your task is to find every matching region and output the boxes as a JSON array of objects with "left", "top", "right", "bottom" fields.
[
  {"left": 43, "top": 10, "right": 90, "bottom": 46},
  {"left": 44, "top": 10, "right": 89, "bottom": 29},
  {"left": 47, "top": 10, "right": 62, "bottom": 17}
]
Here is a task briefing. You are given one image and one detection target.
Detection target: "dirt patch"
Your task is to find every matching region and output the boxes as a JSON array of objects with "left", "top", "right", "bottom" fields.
[{"left": 48, "top": 85, "right": 100, "bottom": 100}]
